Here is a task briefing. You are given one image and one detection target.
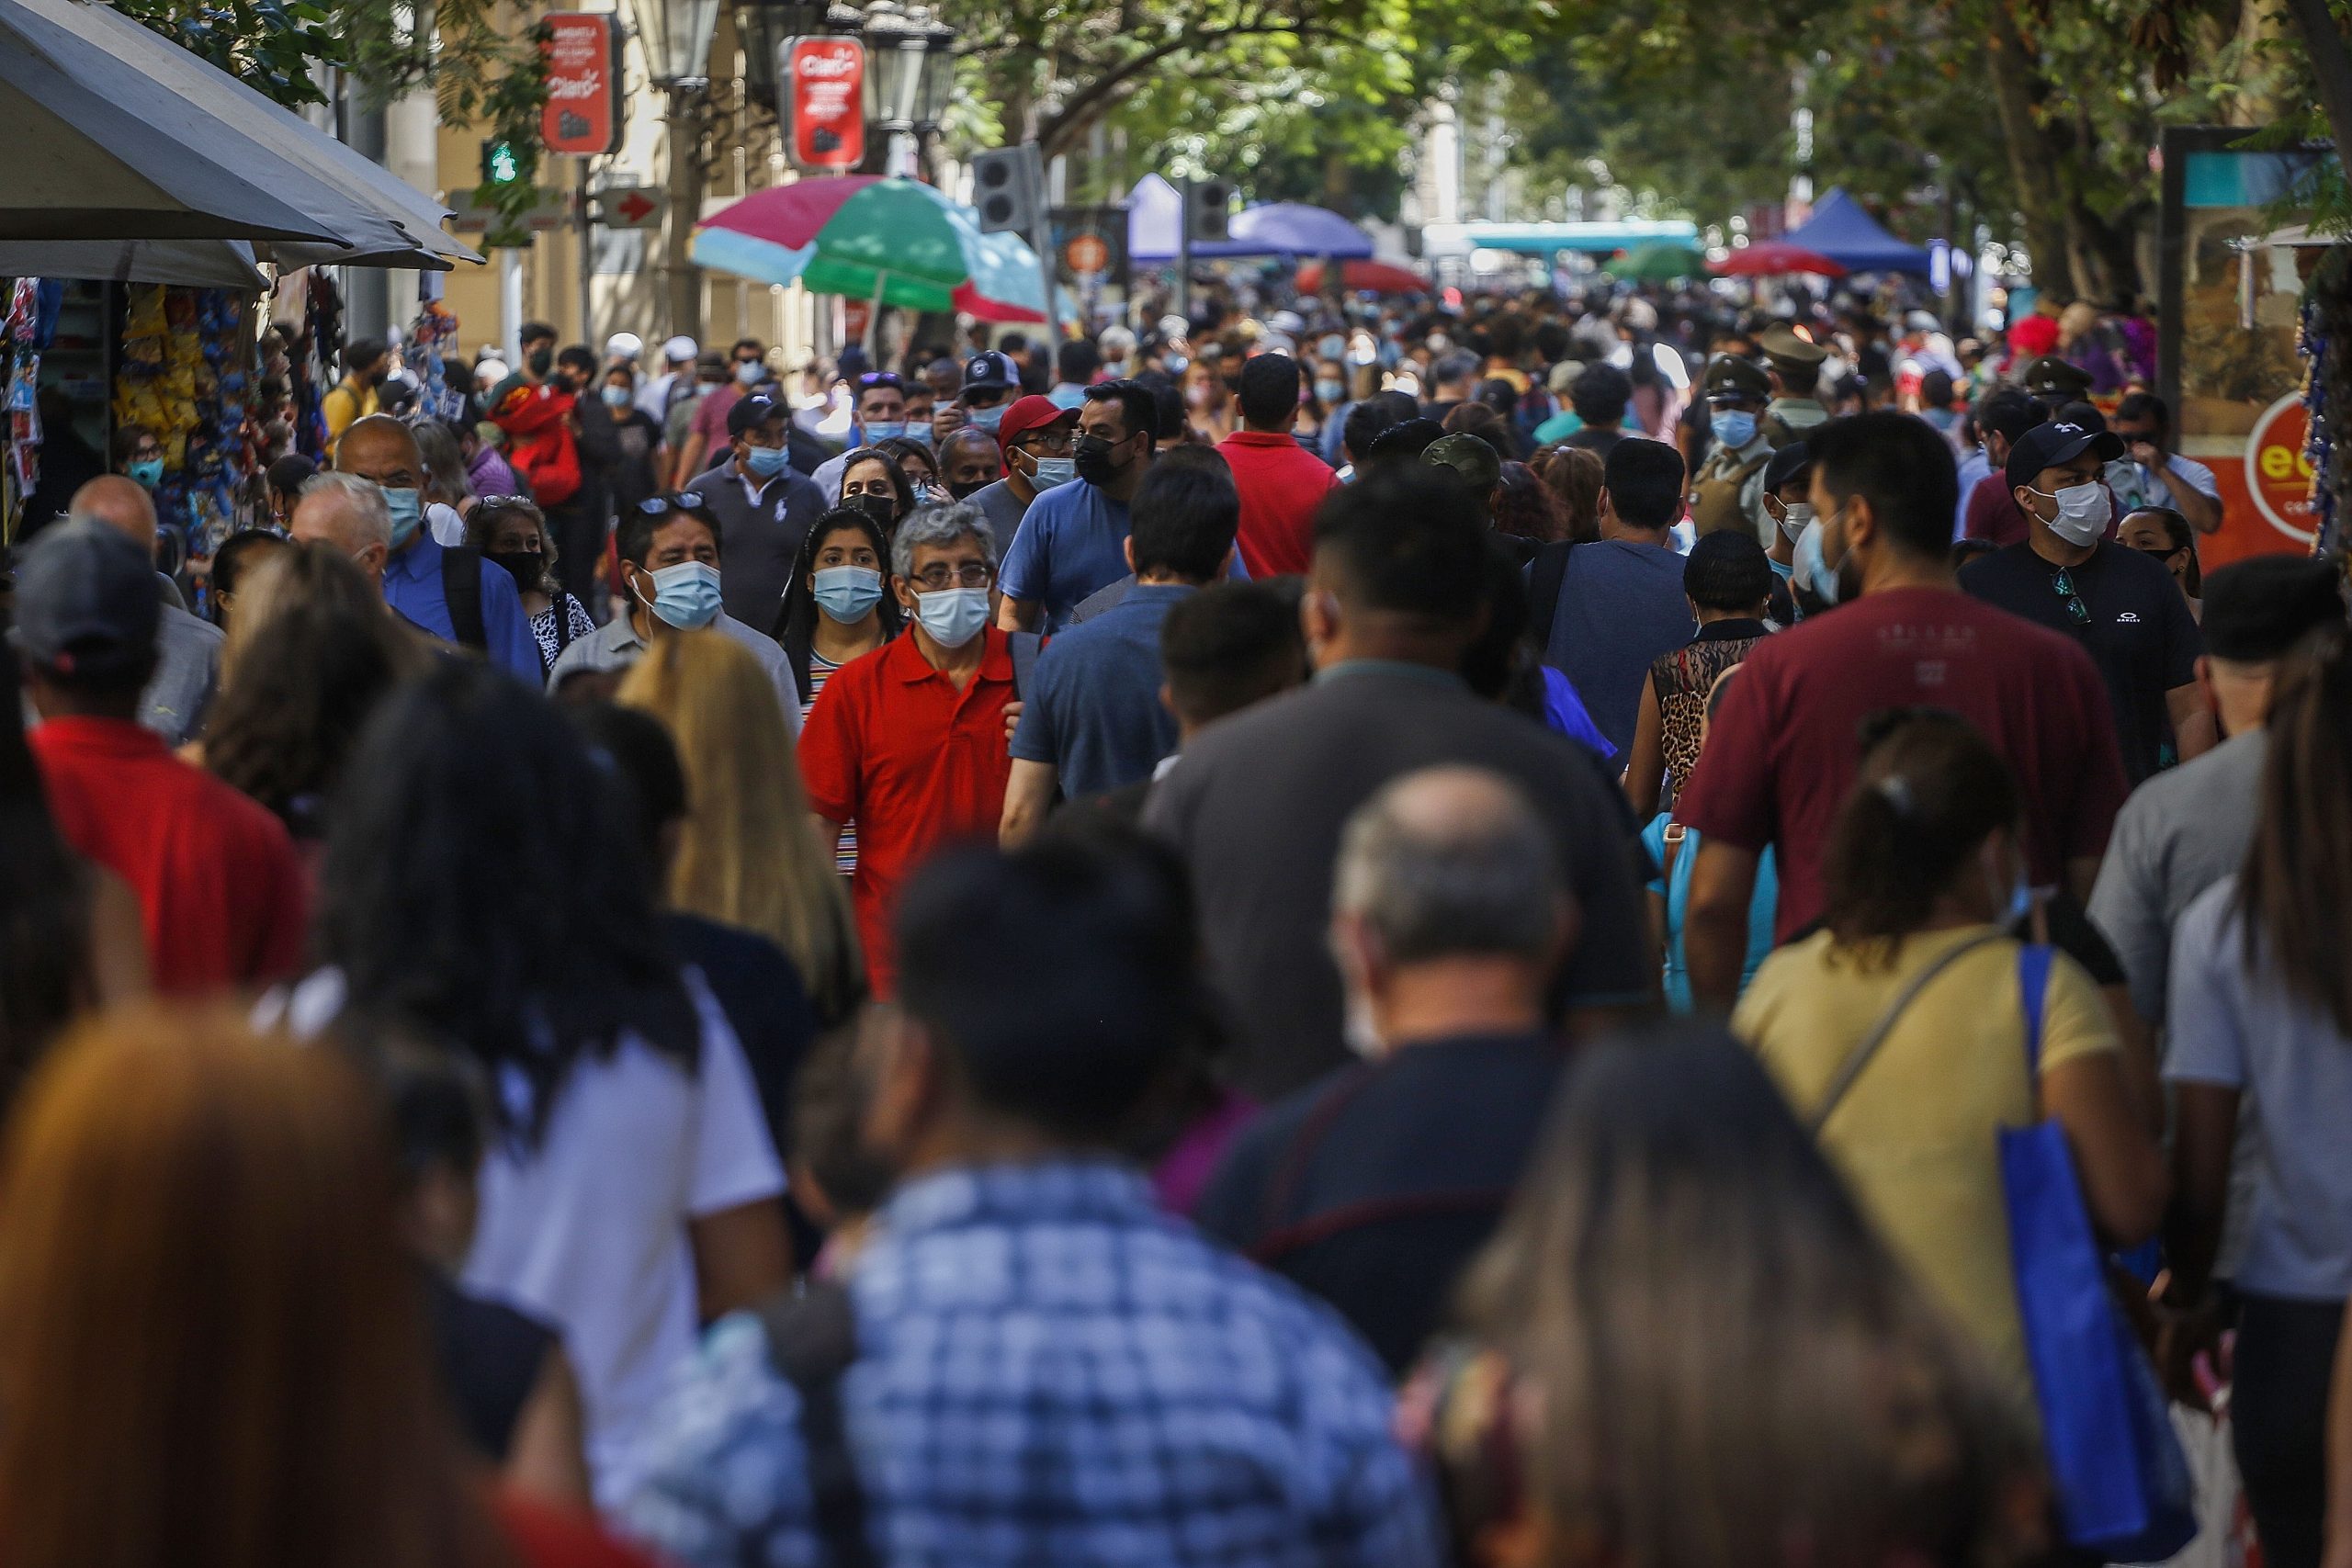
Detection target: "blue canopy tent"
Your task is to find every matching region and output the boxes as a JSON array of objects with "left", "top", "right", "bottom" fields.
[
  {"left": 1128, "top": 174, "right": 1376, "bottom": 261},
  {"left": 1781, "top": 188, "right": 1934, "bottom": 275}
]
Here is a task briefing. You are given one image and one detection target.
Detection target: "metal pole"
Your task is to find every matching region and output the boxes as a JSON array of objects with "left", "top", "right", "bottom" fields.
[
  {"left": 576, "top": 160, "right": 594, "bottom": 346},
  {"left": 500, "top": 248, "right": 524, "bottom": 366},
  {"left": 664, "top": 84, "right": 702, "bottom": 341},
  {"left": 1175, "top": 174, "right": 1193, "bottom": 330}
]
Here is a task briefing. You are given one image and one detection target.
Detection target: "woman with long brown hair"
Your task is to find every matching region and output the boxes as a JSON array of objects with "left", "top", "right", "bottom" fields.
[
  {"left": 0, "top": 1003, "right": 603, "bottom": 1568},
  {"left": 616, "top": 629, "right": 863, "bottom": 1026},
  {"left": 1413, "top": 1027, "right": 2041, "bottom": 1568},
  {"left": 1733, "top": 709, "right": 2164, "bottom": 1398},
  {"left": 2164, "top": 624, "right": 2352, "bottom": 1568}
]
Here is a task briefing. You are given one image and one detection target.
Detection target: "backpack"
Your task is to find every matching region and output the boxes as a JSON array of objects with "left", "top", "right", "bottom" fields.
[{"left": 1528, "top": 539, "right": 1581, "bottom": 653}]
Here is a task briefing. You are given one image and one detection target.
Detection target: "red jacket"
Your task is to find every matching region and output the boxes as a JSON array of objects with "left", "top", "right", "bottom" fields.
[{"left": 491, "top": 381, "right": 582, "bottom": 507}]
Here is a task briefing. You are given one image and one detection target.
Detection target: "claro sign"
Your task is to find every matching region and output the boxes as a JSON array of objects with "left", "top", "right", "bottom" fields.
[{"left": 785, "top": 37, "right": 865, "bottom": 171}]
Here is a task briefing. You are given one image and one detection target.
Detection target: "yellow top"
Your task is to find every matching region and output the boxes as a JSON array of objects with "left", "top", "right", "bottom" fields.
[
  {"left": 321, "top": 378, "right": 379, "bottom": 445},
  {"left": 1735, "top": 925, "right": 2117, "bottom": 1394}
]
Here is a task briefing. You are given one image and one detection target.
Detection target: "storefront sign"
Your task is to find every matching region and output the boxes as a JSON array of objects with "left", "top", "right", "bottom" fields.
[
  {"left": 541, "top": 14, "right": 623, "bottom": 157},
  {"left": 2245, "top": 391, "right": 2315, "bottom": 543},
  {"left": 786, "top": 37, "right": 866, "bottom": 171}
]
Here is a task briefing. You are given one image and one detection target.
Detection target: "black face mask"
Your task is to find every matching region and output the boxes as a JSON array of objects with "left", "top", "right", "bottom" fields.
[
  {"left": 527, "top": 345, "right": 555, "bottom": 378},
  {"left": 1072, "top": 433, "right": 1126, "bottom": 487},
  {"left": 848, "top": 492, "right": 898, "bottom": 530},
  {"left": 947, "top": 476, "right": 991, "bottom": 501},
  {"left": 486, "top": 549, "right": 544, "bottom": 595}
]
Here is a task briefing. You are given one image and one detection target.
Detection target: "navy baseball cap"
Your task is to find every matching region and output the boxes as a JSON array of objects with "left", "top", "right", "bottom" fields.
[
  {"left": 9, "top": 519, "right": 159, "bottom": 681},
  {"left": 2004, "top": 418, "right": 2124, "bottom": 493},
  {"left": 726, "top": 393, "right": 785, "bottom": 438},
  {"left": 961, "top": 351, "right": 1022, "bottom": 395}
]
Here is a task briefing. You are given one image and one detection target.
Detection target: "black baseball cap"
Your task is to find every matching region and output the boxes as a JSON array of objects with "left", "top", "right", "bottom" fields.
[
  {"left": 726, "top": 393, "right": 786, "bottom": 438},
  {"left": 2004, "top": 418, "right": 2124, "bottom": 493},
  {"left": 961, "top": 351, "right": 1021, "bottom": 396},
  {"left": 1762, "top": 442, "right": 1812, "bottom": 494},
  {"left": 9, "top": 519, "right": 160, "bottom": 681},
  {"left": 2201, "top": 557, "right": 2346, "bottom": 661}
]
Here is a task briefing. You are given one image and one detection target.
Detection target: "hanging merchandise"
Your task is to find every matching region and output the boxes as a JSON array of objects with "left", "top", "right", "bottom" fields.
[
  {"left": 112, "top": 285, "right": 258, "bottom": 572},
  {"left": 2, "top": 278, "right": 47, "bottom": 532},
  {"left": 406, "top": 296, "right": 467, "bottom": 423},
  {"left": 2298, "top": 245, "right": 2349, "bottom": 556}
]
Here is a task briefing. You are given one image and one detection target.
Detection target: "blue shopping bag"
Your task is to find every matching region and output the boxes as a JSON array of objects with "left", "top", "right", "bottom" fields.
[{"left": 2005, "top": 944, "right": 2196, "bottom": 1563}]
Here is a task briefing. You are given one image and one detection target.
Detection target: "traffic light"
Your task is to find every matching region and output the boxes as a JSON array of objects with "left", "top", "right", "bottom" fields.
[
  {"left": 971, "top": 145, "right": 1042, "bottom": 236},
  {"left": 1184, "top": 176, "right": 1232, "bottom": 245},
  {"left": 481, "top": 138, "right": 524, "bottom": 188}
]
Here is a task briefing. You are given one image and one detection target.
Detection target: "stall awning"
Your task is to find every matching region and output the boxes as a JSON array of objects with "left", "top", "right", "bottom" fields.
[
  {"left": 1781, "top": 188, "right": 1933, "bottom": 275},
  {"left": 1419, "top": 219, "right": 1702, "bottom": 256},
  {"left": 0, "top": 238, "right": 266, "bottom": 289},
  {"left": 0, "top": 0, "right": 478, "bottom": 269}
]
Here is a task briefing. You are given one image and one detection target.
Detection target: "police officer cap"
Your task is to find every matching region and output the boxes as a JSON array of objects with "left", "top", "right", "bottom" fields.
[
  {"left": 1703, "top": 354, "right": 1771, "bottom": 401},
  {"left": 1758, "top": 325, "right": 1826, "bottom": 371},
  {"left": 2018, "top": 355, "right": 2093, "bottom": 397}
]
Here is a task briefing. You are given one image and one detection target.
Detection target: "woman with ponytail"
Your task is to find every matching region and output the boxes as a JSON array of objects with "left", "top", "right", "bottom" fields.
[
  {"left": 1733, "top": 707, "right": 2165, "bottom": 1404},
  {"left": 2164, "top": 625, "right": 2352, "bottom": 1568}
]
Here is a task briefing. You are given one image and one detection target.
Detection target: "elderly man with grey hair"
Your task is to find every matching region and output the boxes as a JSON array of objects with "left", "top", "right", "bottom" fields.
[
  {"left": 1197, "top": 764, "right": 1577, "bottom": 1374},
  {"left": 799, "top": 502, "right": 1027, "bottom": 996},
  {"left": 288, "top": 471, "right": 394, "bottom": 582},
  {"left": 63, "top": 475, "right": 224, "bottom": 745}
]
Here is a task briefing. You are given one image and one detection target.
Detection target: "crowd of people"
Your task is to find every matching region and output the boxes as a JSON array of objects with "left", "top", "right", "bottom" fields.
[{"left": 0, "top": 275, "right": 2347, "bottom": 1568}]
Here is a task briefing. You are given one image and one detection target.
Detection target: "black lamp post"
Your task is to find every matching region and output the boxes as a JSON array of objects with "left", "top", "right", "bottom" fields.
[{"left": 860, "top": 1, "right": 956, "bottom": 177}]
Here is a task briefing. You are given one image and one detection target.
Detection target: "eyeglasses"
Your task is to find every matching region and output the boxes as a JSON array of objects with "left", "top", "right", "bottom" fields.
[
  {"left": 1014, "top": 428, "right": 1074, "bottom": 456},
  {"left": 2052, "top": 567, "right": 2090, "bottom": 626},
  {"left": 640, "top": 491, "right": 705, "bottom": 515},
  {"left": 908, "top": 562, "right": 994, "bottom": 591},
  {"left": 855, "top": 372, "right": 905, "bottom": 391}
]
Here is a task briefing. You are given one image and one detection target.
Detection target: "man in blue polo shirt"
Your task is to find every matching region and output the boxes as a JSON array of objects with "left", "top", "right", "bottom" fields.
[
  {"left": 999, "top": 454, "right": 1238, "bottom": 842},
  {"left": 996, "top": 378, "right": 1156, "bottom": 632},
  {"left": 329, "top": 415, "right": 539, "bottom": 680}
]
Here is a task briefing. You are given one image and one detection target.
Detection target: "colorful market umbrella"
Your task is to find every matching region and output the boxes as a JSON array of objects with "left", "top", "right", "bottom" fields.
[
  {"left": 1296, "top": 259, "right": 1430, "bottom": 295},
  {"left": 1710, "top": 241, "right": 1848, "bottom": 278},
  {"left": 1604, "top": 243, "right": 1707, "bottom": 283},
  {"left": 693, "top": 176, "right": 1046, "bottom": 322}
]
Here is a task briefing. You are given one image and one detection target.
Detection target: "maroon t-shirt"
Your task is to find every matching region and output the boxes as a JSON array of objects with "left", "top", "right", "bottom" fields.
[
  {"left": 1964, "top": 472, "right": 2122, "bottom": 547},
  {"left": 1675, "top": 585, "right": 2128, "bottom": 941}
]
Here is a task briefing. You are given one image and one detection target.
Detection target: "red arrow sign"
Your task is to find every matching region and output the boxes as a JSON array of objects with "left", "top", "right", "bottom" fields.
[{"left": 615, "top": 190, "right": 657, "bottom": 225}]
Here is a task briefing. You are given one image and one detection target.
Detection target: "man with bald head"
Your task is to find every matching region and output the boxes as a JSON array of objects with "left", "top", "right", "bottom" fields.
[
  {"left": 938, "top": 425, "right": 1003, "bottom": 502},
  {"left": 328, "top": 414, "right": 538, "bottom": 680},
  {"left": 65, "top": 475, "right": 222, "bottom": 745},
  {"left": 1195, "top": 764, "right": 1577, "bottom": 1373}
]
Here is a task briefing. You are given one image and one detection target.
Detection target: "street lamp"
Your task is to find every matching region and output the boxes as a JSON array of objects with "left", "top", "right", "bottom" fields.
[
  {"left": 737, "top": 0, "right": 862, "bottom": 107},
  {"left": 861, "top": 0, "right": 956, "bottom": 177},
  {"left": 627, "top": 0, "right": 727, "bottom": 337}
]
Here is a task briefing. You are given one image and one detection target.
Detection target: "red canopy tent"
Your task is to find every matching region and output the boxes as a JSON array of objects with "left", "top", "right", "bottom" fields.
[
  {"left": 1296, "top": 258, "right": 1430, "bottom": 295},
  {"left": 1710, "top": 242, "right": 1848, "bottom": 277}
]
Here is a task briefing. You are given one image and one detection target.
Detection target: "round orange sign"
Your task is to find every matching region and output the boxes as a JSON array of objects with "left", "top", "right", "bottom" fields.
[
  {"left": 2245, "top": 392, "right": 2315, "bottom": 543},
  {"left": 1065, "top": 234, "right": 1111, "bottom": 276}
]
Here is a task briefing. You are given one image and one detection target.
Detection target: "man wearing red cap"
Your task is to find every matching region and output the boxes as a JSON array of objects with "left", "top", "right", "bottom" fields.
[{"left": 963, "top": 393, "right": 1077, "bottom": 547}]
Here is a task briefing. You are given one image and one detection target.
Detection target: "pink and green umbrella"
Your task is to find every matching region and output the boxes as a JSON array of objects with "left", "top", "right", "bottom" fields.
[{"left": 692, "top": 175, "right": 1046, "bottom": 321}]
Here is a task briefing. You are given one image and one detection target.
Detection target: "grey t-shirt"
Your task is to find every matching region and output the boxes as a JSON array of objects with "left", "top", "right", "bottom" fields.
[
  {"left": 2087, "top": 730, "right": 2267, "bottom": 1025},
  {"left": 2168, "top": 874, "right": 2352, "bottom": 1300},
  {"left": 1144, "top": 660, "right": 1653, "bottom": 1101},
  {"left": 141, "top": 603, "right": 223, "bottom": 747},
  {"left": 965, "top": 478, "right": 1030, "bottom": 553}
]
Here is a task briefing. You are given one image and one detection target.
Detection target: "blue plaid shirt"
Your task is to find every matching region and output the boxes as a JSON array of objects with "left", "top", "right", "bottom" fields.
[{"left": 624, "top": 1158, "right": 1440, "bottom": 1568}]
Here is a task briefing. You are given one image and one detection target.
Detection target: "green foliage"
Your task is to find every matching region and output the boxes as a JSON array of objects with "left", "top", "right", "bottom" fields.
[{"left": 108, "top": 0, "right": 347, "bottom": 108}]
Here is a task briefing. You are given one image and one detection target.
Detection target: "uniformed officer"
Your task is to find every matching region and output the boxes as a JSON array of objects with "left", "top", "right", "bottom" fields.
[
  {"left": 1689, "top": 354, "right": 1776, "bottom": 538},
  {"left": 1758, "top": 325, "right": 1829, "bottom": 446},
  {"left": 2017, "top": 354, "right": 2094, "bottom": 412}
]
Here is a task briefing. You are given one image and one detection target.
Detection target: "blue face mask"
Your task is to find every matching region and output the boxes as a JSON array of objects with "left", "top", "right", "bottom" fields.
[
  {"left": 601, "top": 385, "right": 633, "bottom": 409},
  {"left": 382, "top": 486, "right": 424, "bottom": 548},
  {"left": 637, "top": 559, "right": 724, "bottom": 630},
  {"left": 860, "top": 420, "right": 908, "bottom": 444},
  {"left": 911, "top": 585, "right": 989, "bottom": 649},
  {"left": 742, "top": 445, "right": 789, "bottom": 479},
  {"left": 1713, "top": 410, "right": 1758, "bottom": 449},
  {"left": 1792, "top": 515, "right": 1842, "bottom": 605},
  {"left": 1028, "top": 456, "right": 1077, "bottom": 490},
  {"left": 812, "top": 565, "right": 885, "bottom": 624},
  {"left": 964, "top": 403, "right": 1006, "bottom": 434},
  {"left": 128, "top": 457, "right": 165, "bottom": 489}
]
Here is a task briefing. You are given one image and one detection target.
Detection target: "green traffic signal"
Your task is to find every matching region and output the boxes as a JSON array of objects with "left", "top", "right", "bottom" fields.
[{"left": 481, "top": 139, "right": 523, "bottom": 186}]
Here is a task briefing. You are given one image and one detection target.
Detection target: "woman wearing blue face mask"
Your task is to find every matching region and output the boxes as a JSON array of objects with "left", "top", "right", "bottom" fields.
[{"left": 774, "top": 509, "right": 904, "bottom": 876}]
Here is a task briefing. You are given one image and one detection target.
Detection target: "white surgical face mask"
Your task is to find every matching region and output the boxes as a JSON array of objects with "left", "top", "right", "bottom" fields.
[
  {"left": 2031, "top": 479, "right": 2111, "bottom": 547},
  {"left": 1777, "top": 501, "right": 1814, "bottom": 544}
]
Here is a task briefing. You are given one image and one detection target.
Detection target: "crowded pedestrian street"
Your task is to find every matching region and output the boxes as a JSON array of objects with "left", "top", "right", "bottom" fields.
[{"left": 3, "top": 0, "right": 2352, "bottom": 1563}]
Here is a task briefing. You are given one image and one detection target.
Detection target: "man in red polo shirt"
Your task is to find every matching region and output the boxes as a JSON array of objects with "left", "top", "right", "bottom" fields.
[
  {"left": 17, "top": 521, "right": 308, "bottom": 995},
  {"left": 1676, "top": 412, "right": 2127, "bottom": 1010},
  {"left": 1220, "top": 352, "right": 1339, "bottom": 578},
  {"left": 799, "top": 502, "right": 1016, "bottom": 995}
]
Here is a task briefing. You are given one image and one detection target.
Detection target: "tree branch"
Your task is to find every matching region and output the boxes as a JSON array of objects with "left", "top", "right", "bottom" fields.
[{"left": 1035, "top": 12, "right": 1314, "bottom": 153}]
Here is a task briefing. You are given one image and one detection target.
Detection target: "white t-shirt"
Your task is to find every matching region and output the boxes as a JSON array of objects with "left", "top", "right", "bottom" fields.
[{"left": 274, "top": 967, "right": 786, "bottom": 1512}]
